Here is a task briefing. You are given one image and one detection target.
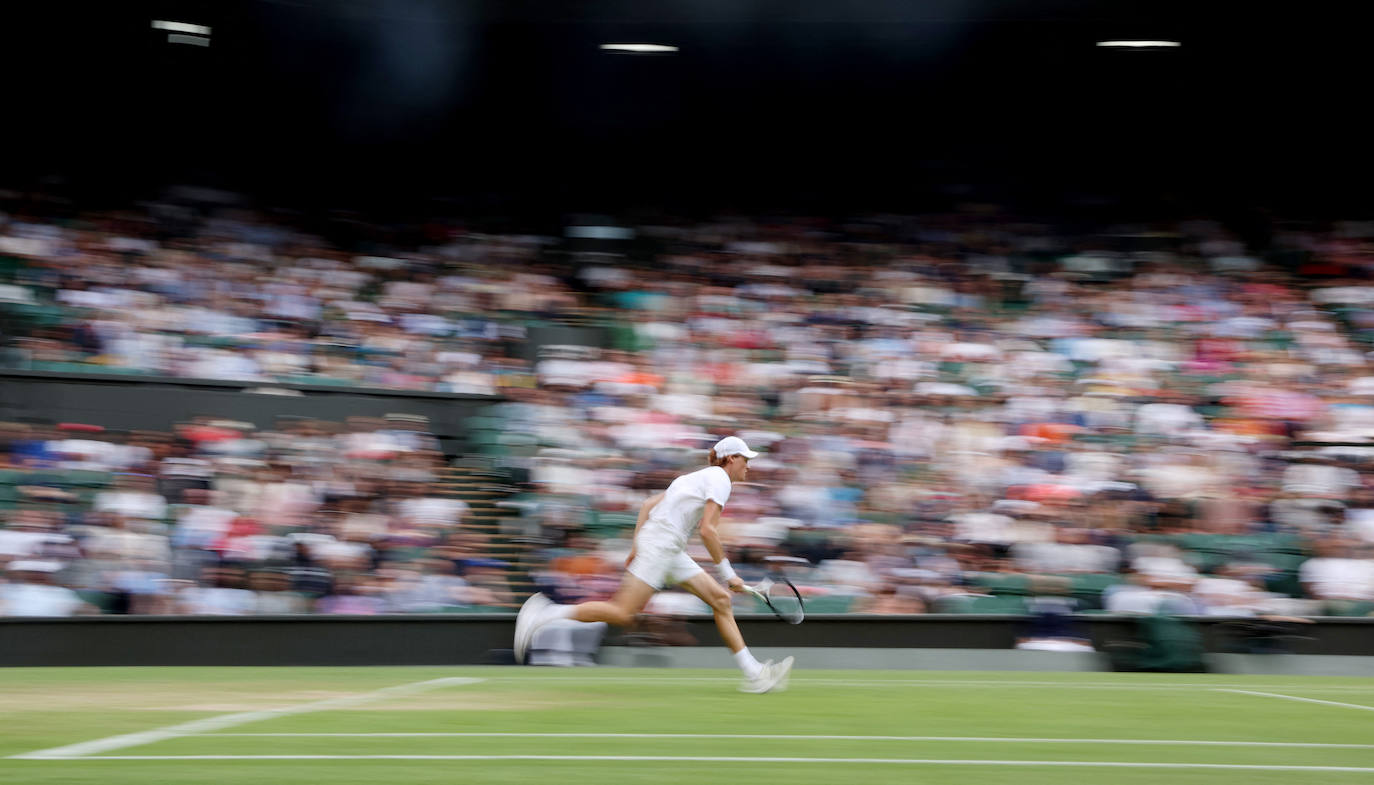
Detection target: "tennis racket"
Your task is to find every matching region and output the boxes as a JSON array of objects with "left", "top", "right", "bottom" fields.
[{"left": 744, "top": 575, "right": 805, "bottom": 624}]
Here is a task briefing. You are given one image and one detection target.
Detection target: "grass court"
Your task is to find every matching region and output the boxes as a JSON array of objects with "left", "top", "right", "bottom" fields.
[{"left": 3, "top": 666, "right": 1373, "bottom": 784}]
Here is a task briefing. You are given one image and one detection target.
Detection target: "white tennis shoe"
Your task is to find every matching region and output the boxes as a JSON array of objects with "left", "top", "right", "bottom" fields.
[
  {"left": 513, "top": 592, "right": 552, "bottom": 664},
  {"left": 739, "top": 656, "right": 794, "bottom": 694},
  {"left": 774, "top": 655, "right": 794, "bottom": 691}
]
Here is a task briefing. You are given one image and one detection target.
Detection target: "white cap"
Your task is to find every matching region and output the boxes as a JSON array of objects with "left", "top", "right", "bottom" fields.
[{"left": 712, "top": 435, "right": 758, "bottom": 459}]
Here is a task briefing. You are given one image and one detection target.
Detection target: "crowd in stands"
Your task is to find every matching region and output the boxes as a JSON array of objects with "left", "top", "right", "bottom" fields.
[
  {"left": 3, "top": 194, "right": 1374, "bottom": 620},
  {"left": 0, "top": 413, "right": 528, "bottom": 616}
]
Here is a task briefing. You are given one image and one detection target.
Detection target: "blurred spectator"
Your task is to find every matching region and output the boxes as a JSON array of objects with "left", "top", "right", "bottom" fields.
[
  {"left": 1104, "top": 569, "right": 1200, "bottom": 615},
  {"left": 1191, "top": 566, "right": 1300, "bottom": 617},
  {"left": 854, "top": 580, "right": 926, "bottom": 614},
  {"left": 317, "top": 574, "right": 387, "bottom": 614},
  {"left": 4, "top": 200, "right": 1374, "bottom": 619},
  {"left": 0, "top": 561, "right": 97, "bottom": 616},
  {"left": 249, "top": 569, "right": 308, "bottom": 614},
  {"left": 1016, "top": 576, "right": 1094, "bottom": 651},
  {"left": 93, "top": 474, "right": 167, "bottom": 523},
  {"left": 1299, "top": 538, "right": 1374, "bottom": 615},
  {"left": 178, "top": 564, "right": 256, "bottom": 614}
]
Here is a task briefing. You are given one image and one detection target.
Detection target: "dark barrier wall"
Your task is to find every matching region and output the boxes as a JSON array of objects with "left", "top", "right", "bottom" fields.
[
  {"left": 3, "top": 615, "right": 1372, "bottom": 666},
  {"left": 0, "top": 371, "right": 493, "bottom": 455}
]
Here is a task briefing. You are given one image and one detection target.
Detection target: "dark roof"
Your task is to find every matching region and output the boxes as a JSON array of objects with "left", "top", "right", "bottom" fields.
[{"left": 4, "top": 1, "right": 1368, "bottom": 210}]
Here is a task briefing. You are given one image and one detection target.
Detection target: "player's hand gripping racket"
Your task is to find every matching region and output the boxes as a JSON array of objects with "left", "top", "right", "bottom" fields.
[{"left": 744, "top": 557, "right": 807, "bottom": 624}]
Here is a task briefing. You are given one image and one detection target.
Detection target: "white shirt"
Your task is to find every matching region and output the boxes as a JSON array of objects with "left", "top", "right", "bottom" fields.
[
  {"left": 1346, "top": 508, "right": 1374, "bottom": 543},
  {"left": 174, "top": 505, "right": 238, "bottom": 548},
  {"left": 254, "top": 592, "right": 306, "bottom": 614},
  {"left": 93, "top": 491, "right": 168, "bottom": 522},
  {"left": 1133, "top": 556, "right": 1199, "bottom": 582},
  {"left": 638, "top": 465, "right": 732, "bottom": 550},
  {"left": 180, "top": 587, "right": 257, "bottom": 615},
  {"left": 1014, "top": 542, "right": 1120, "bottom": 574},
  {"left": 49, "top": 439, "right": 143, "bottom": 472},
  {"left": 0, "top": 583, "right": 85, "bottom": 616},
  {"left": 1104, "top": 585, "right": 1195, "bottom": 615},
  {"left": 949, "top": 512, "right": 1013, "bottom": 545},
  {"left": 1300, "top": 558, "right": 1374, "bottom": 600},
  {"left": 396, "top": 497, "right": 468, "bottom": 528},
  {"left": 1135, "top": 403, "right": 1203, "bottom": 436},
  {"left": 0, "top": 530, "right": 71, "bottom": 558},
  {"left": 1282, "top": 464, "right": 1360, "bottom": 498},
  {"left": 816, "top": 559, "right": 876, "bottom": 592}
]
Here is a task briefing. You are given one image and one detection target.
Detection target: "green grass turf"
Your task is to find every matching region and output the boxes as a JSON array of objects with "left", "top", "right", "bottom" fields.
[{"left": 2, "top": 667, "right": 1373, "bottom": 785}]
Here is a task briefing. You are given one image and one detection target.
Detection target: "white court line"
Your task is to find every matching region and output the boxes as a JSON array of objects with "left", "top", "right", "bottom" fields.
[
  {"left": 9, "top": 677, "right": 484, "bottom": 761},
  {"left": 1217, "top": 689, "right": 1374, "bottom": 713},
  {"left": 489, "top": 675, "right": 1374, "bottom": 688},
  {"left": 201, "top": 732, "right": 1374, "bottom": 749},
  {"left": 31, "top": 755, "right": 1374, "bottom": 771},
  {"left": 489, "top": 676, "right": 1374, "bottom": 692}
]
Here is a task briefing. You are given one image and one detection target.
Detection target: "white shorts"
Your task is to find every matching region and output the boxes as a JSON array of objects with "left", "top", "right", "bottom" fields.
[{"left": 626, "top": 538, "right": 704, "bottom": 590}]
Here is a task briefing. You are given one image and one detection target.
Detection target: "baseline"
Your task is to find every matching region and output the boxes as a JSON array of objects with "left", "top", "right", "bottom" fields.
[
  {"left": 487, "top": 676, "right": 1374, "bottom": 692},
  {"left": 200, "top": 732, "right": 1374, "bottom": 749},
  {"left": 30, "top": 755, "right": 1374, "bottom": 771},
  {"left": 9, "top": 676, "right": 484, "bottom": 761}
]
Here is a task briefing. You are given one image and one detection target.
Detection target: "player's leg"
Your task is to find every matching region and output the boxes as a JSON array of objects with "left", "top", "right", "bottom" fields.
[
  {"left": 559, "top": 540, "right": 675, "bottom": 627},
  {"left": 515, "top": 551, "right": 663, "bottom": 662},
  {"left": 679, "top": 571, "right": 746, "bottom": 652},
  {"left": 679, "top": 569, "right": 790, "bottom": 691},
  {"left": 567, "top": 573, "right": 657, "bottom": 627}
]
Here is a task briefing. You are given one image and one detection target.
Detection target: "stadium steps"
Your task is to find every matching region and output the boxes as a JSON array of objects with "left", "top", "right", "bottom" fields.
[{"left": 434, "top": 465, "right": 533, "bottom": 607}]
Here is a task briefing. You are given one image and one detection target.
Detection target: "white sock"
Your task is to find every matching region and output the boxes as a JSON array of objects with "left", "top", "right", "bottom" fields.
[{"left": 734, "top": 648, "right": 764, "bottom": 679}]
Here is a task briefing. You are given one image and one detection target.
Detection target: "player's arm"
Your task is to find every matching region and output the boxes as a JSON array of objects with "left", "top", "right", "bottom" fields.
[
  {"left": 700, "top": 500, "right": 744, "bottom": 591},
  {"left": 633, "top": 491, "right": 665, "bottom": 538},
  {"left": 625, "top": 491, "right": 665, "bottom": 567}
]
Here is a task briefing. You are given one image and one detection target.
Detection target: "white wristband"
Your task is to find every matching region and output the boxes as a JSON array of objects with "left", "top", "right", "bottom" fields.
[{"left": 716, "top": 559, "right": 737, "bottom": 582}]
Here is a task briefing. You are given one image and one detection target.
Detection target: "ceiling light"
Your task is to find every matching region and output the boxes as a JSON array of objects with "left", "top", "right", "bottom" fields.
[
  {"left": 1096, "top": 40, "right": 1181, "bottom": 48},
  {"left": 167, "top": 34, "right": 211, "bottom": 47},
  {"left": 152, "top": 20, "right": 212, "bottom": 36},
  {"left": 600, "top": 43, "right": 679, "bottom": 54}
]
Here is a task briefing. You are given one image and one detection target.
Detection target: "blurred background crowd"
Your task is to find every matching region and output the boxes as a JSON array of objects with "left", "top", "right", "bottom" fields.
[{"left": 3, "top": 194, "right": 1374, "bottom": 620}]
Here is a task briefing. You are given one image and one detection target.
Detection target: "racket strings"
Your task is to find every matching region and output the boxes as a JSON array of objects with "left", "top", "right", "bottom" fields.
[{"left": 766, "top": 580, "right": 805, "bottom": 623}]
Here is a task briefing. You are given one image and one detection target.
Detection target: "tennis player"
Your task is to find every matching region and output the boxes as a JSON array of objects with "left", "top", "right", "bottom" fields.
[{"left": 514, "top": 436, "right": 793, "bottom": 693}]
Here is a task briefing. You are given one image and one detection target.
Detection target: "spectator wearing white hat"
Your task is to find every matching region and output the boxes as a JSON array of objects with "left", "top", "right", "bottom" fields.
[{"left": 0, "top": 561, "right": 97, "bottom": 617}]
